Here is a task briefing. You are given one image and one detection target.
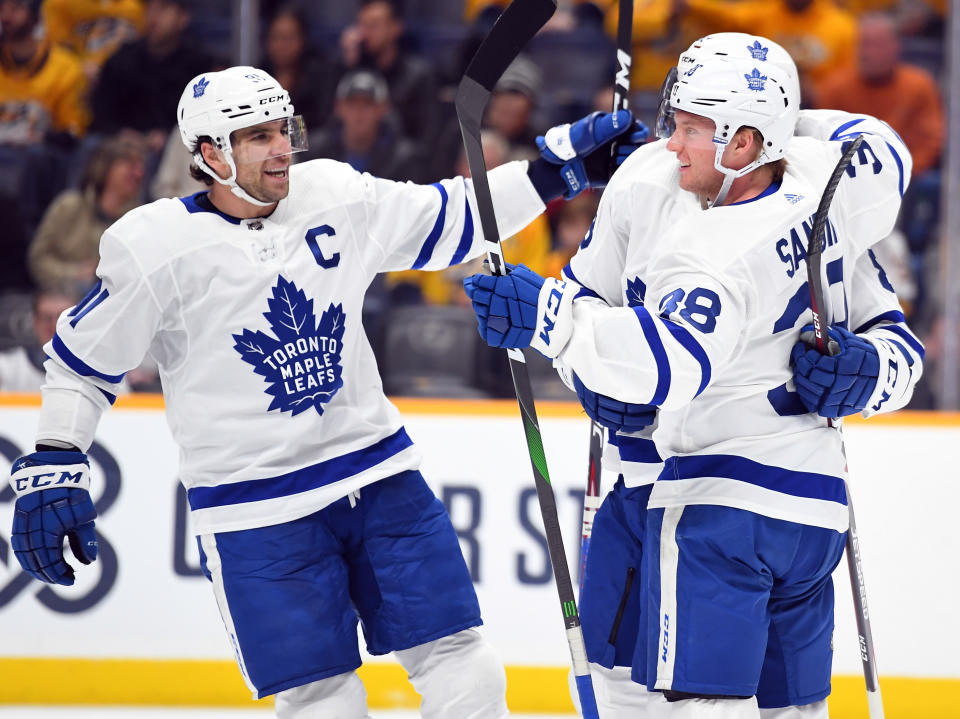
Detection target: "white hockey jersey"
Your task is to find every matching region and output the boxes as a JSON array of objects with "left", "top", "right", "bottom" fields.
[
  {"left": 37, "top": 159, "right": 545, "bottom": 534},
  {"left": 557, "top": 110, "right": 924, "bottom": 532}
]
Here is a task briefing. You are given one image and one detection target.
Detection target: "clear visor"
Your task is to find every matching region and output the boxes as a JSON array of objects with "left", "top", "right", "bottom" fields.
[
  {"left": 231, "top": 115, "right": 309, "bottom": 165},
  {"left": 654, "top": 67, "right": 678, "bottom": 140}
]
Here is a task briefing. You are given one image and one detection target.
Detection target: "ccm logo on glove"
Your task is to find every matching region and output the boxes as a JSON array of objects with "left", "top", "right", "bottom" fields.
[
  {"left": 539, "top": 285, "right": 567, "bottom": 346},
  {"left": 11, "top": 459, "right": 91, "bottom": 496}
]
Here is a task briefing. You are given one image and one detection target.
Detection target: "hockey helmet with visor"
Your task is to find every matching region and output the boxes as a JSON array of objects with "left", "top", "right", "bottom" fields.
[
  {"left": 655, "top": 34, "right": 800, "bottom": 205},
  {"left": 177, "top": 66, "right": 308, "bottom": 206}
]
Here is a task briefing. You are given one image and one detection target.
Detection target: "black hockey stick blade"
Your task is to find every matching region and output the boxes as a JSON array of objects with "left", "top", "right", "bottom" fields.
[
  {"left": 461, "top": 0, "right": 556, "bottom": 95},
  {"left": 456, "top": 0, "right": 556, "bottom": 277},
  {"left": 806, "top": 135, "right": 863, "bottom": 356}
]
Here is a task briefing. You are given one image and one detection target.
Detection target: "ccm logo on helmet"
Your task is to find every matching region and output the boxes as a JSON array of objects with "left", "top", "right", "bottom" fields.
[{"left": 260, "top": 96, "right": 285, "bottom": 105}]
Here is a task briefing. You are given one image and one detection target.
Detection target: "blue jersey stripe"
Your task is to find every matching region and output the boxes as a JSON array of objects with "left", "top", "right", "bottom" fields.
[
  {"left": 411, "top": 183, "right": 449, "bottom": 270},
  {"left": 877, "top": 324, "right": 925, "bottom": 360},
  {"left": 883, "top": 337, "right": 915, "bottom": 368},
  {"left": 68, "top": 288, "right": 109, "bottom": 328},
  {"left": 448, "top": 184, "right": 474, "bottom": 267},
  {"left": 854, "top": 310, "right": 905, "bottom": 334},
  {"left": 659, "top": 319, "right": 711, "bottom": 397},
  {"left": 885, "top": 141, "right": 905, "bottom": 197},
  {"left": 187, "top": 428, "right": 415, "bottom": 510},
  {"left": 99, "top": 388, "right": 117, "bottom": 405},
  {"left": 617, "top": 435, "right": 662, "bottom": 463},
  {"left": 51, "top": 334, "right": 126, "bottom": 384},
  {"left": 178, "top": 192, "right": 242, "bottom": 224},
  {"left": 633, "top": 307, "right": 670, "bottom": 405},
  {"left": 663, "top": 454, "right": 847, "bottom": 504}
]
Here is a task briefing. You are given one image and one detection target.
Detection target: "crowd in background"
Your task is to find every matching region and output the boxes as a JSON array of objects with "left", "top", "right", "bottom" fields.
[{"left": 0, "top": 0, "right": 951, "bottom": 405}]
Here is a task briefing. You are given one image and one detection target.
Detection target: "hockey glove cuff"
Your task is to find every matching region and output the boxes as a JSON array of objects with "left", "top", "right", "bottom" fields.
[
  {"left": 534, "top": 110, "right": 648, "bottom": 199},
  {"left": 463, "top": 264, "right": 575, "bottom": 358},
  {"left": 573, "top": 373, "right": 657, "bottom": 433},
  {"left": 790, "top": 325, "right": 881, "bottom": 418},
  {"left": 9, "top": 451, "right": 98, "bottom": 585}
]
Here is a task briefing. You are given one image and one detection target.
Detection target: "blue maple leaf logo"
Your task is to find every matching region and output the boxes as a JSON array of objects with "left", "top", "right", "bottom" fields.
[
  {"left": 233, "top": 276, "right": 345, "bottom": 417},
  {"left": 626, "top": 276, "right": 647, "bottom": 307},
  {"left": 747, "top": 41, "right": 768, "bottom": 61},
  {"left": 193, "top": 77, "right": 209, "bottom": 98},
  {"left": 744, "top": 68, "right": 768, "bottom": 92}
]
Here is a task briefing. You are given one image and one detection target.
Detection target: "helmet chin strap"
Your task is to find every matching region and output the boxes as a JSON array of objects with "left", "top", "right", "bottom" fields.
[
  {"left": 703, "top": 143, "right": 764, "bottom": 209},
  {"left": 194, "top": 151, "right": 277, "bottom": 208}
]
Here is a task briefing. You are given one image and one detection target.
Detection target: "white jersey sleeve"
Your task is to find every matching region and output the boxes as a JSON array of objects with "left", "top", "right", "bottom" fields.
[
  {"left": 361, "top": 160, "right": 545, "bottom": 273},
  {"left": 554, "top": 210, "right": 747, "bottom": 411},
  {"left": 848, "top": 249, "right": 924, "bottom": 416},
  {"left": 791, "top": 109, "right": 912, "bottom": 258},
  {"left": 37, "top": 226, "right": 165, "bottom": 450}
]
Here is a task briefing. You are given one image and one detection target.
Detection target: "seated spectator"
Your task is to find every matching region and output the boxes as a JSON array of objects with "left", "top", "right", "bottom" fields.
[
  {"left": 28, "top": 136, "right": 146, "bottom": 290},
  {"left": 42, "top": 0, "right": 144, "bottom": 84},
  {"left": 149, "top": 125, "right": 208, "bottom": 199},
  {"left": 681, "top": 0, "right": 858, "bottom": 103},
  {"left": 0, "top": 286, "right": 77, "bottom": 391},
  {"left": 484, "top": 55, "right": 542, "bottom": 162},
  {"left": 817, "top": 13, "right": 944, "bottom": 176},
  {"left": 338, "top": 0, "right": 440, "bottom": 143},
  {"left": 544, "top": 191, "right": 599, "bottom": 280},
  {"left": 817, "top": 11, "right": 944, "bottom": 318},
  {"left": 304, "top": 69, "right": 426, "bottom": 183},
  {"left": 90, "top": 0, "right": 216, "bottom": 157},
  {"left": 262, "top": 4, "right": 337, "bottom": 133},
  {"left": 0, "top": 284, "right": 137, "bottom": 393},
  {"left": 0, "top": 0, "right": 89, "bottom": 146}
]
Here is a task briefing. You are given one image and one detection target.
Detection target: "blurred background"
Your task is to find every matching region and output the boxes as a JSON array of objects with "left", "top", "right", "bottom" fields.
[
  {"left": 0, "top": 2, "right": 958, "bottom": 716},
  {"left": 0, "top": 0, "right": 956, "bottom": 407}
]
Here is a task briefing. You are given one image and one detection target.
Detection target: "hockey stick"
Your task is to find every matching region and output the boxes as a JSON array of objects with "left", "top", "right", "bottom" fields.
[
  {"left": 455, "top": 2, "right": 599, "bottom": 716},
  {"left": 580, "top": 0, "right": 634, "bottom": 594},
  {"left": 805, "top": 134, "right": 885, "bottom": 719}
]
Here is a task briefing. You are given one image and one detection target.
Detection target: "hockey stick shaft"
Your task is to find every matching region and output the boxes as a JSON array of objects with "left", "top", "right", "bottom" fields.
[
  {"left": 455, "top": 2, "right": 599, "bottom": 716},
  {"left": 805, "top": 134, "right": 884, "bottom": 718}
]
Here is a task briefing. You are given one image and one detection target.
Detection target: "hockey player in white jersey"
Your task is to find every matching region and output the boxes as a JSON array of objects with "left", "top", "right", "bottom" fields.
[
  {"left": 6, "top": 66, "right": 648, "bottom": 718},
  {"left": 465, "top": 34, "right": 923, "bottom": 719}
]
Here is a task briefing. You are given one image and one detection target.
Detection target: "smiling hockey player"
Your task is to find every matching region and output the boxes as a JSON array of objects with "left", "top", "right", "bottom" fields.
[
  {"left": 7, "top": 65, "right": 648, "bottom": 718},
  {"left": 466, "top": 34, "right": 923, "bottom": 719}
]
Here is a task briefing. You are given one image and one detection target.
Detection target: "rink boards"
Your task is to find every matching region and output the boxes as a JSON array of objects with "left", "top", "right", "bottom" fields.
[{"left": 0, "top": 395, "right": 957, "bottom": 717}]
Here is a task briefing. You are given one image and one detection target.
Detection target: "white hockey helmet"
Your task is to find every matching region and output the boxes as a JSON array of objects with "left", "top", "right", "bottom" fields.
[
  {"left": 177, "top": 66, "right": 308, "bottom": 206},
  {"left": 655, "top": 34, "right": 800, "bottom": 205}
]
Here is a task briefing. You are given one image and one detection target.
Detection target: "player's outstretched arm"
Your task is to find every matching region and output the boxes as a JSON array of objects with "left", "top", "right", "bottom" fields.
[
  {"left": 463, "top": 259, "right": 735, "bottom": 409},
  {"left": 9, "top": 449, "right": 98, "bottom": 585},
  {"left": 366, "top": 110, "right": 647, "bottom": 274}
]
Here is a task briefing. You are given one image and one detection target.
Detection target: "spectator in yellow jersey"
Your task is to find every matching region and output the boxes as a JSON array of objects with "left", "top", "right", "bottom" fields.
[
  {"left": 42, "top": 0, "right": 143, "bottom": 84},
  {"left": 681, "top": 0, "right": 857, "bottom": 102},
  {"left": 0, "top": 0, "right": 89, "bottom": 145}
]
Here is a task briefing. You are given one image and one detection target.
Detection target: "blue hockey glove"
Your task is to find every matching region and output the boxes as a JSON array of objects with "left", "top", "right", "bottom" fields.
[
  {"left": 790, "top": 325, "right": 880, "bottom": 418},
  {"left": 536, "top": 110, "right": 649, "bottom": 199},
  {"left": 9, "top": 451, "right": 98, "bottom": 585},
  {"left": 573, "top": 373, "right": 657, "bottom": 433},
  {"left": 463, "top": 263, "right": 575, "bottom": 358}
]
